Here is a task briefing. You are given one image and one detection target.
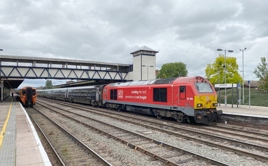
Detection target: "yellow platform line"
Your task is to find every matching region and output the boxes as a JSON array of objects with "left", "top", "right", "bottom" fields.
[{"left": 0, "top": 102, "right": 12, "bottom": 148}]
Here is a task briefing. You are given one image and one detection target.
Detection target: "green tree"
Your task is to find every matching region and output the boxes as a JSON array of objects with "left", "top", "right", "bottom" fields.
[
  {"left": 253, "top": 57, "right": 268, "bottom": 90},
  {"left": 44, "top": 80, "right": 53, "bottom": 89},
  {"left": 157, "top": 62, "right": 188, "bottom": 79},
  {"left": 205, "top": 55, "right": 242, "bottom": 85},
  {"left": 262, "top": 75, "right": 268, "bottom": 90}
]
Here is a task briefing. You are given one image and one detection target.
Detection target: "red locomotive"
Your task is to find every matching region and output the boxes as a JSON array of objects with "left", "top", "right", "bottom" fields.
[{"left": 103, "top": 76, "right": 221, "bottom": 124}]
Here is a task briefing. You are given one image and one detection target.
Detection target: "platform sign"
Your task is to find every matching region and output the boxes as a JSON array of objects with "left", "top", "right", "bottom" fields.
[
  {"left": 215, "top": 84, "right": 237, "bottom": 88},
  {"left": 248, "top": 80, "right": 250, "bottom": 85}
]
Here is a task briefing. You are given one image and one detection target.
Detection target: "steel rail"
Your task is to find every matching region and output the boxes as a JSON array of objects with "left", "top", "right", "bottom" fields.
[
  {"left": 30, "top": 115, "right": 65, "bottom": 166},
  {"left": 33, "top": 106, "right": 112, "bottom": 166}
]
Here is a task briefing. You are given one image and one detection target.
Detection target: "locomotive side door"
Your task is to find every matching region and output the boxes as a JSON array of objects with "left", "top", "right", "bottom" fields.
[{"left": 178, "top": 86, "right": 186, "bottom": 105}]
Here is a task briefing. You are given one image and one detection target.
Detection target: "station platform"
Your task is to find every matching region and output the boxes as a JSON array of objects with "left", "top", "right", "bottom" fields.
[
  {"left": 218, "top": 103, "right": 268, "bottom": 118},
  {"left": 0, "top": 97, "right": 51, "bottom": 166}
]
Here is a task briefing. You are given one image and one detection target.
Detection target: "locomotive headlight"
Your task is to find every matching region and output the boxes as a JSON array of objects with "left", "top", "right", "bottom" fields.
[
  {"left": 197, "top": 103, "right": 202, "bottom": 107},
  {"left": 213, "top": 103, "right": 218, "bottom": 107}
]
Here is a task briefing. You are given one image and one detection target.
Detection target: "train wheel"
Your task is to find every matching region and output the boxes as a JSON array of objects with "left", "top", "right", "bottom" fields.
[
  {"left": 117, "top": 105, "right": 121, "bottom": 111},
  {"left": 154, "top": 112, "right": 161, "bottom": 119},
  {"left": 153, "top": 110, "right": 162, "bottom": 119},
  {"left": 105, "top": 103, "right": 109, "bottom": 108},
  {"left": 175, "top": 114, "right": 186, "bottom": 123}
]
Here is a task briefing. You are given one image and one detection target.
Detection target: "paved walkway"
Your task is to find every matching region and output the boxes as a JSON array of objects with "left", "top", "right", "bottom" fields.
[
  {"left": 218, "top": 104, "right": 268, "bottom": 118},
  {"left": 0, "top": 97, "right": 51, "bottom": 166}
]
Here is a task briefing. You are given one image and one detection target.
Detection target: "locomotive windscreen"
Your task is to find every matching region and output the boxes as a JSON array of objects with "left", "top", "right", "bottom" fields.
[
  {"left": 26, "top": 87, "right": 32, "bottom": 102},
  {"left": 195, "top": 82, "right": 213, "bottom": 93}
]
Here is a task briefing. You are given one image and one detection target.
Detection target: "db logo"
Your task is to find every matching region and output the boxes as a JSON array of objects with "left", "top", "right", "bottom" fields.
[{"left": 118, "top": 90, "right": 123, "bottom": 99}]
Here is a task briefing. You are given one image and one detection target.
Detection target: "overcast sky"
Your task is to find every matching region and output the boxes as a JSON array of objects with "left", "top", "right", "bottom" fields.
[{"left": 1, "top": 0, "right": 268, "bottom": 88}]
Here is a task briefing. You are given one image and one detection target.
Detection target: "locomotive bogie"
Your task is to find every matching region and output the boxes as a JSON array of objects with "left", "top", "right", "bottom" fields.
[{"left": 194, "top": 109, "right": 222, "bottom": 124}]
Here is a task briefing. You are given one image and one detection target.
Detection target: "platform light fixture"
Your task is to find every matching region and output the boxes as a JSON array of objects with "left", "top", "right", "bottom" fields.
[{"left": 217, "top": 48, "right": 234, "bottom": 107}]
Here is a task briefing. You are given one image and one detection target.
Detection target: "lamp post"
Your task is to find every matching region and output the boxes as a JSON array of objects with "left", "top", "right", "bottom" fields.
[
  {"left": 239, "top": 48, "right": 246, "bottom": 104},
  {"left": 217, "top": 48, "right": 234, "bottom": 106}
]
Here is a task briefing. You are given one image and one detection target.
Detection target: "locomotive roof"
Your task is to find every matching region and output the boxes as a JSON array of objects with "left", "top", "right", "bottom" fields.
[
  {"left": 109, "top": 77, "right": 178, "bottom": 86},
  {"left": 109, "top": 76, "right": 206, "bottom": 87}
]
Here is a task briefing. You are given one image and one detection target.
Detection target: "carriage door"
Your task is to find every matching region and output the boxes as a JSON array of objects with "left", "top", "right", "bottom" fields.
[
  {"left": 179, "top": 86, "right": 186, "bottom": 105},
  {"left": 65, "top": 89, "right": 68, "bottom": 99},
  {"left": 96, "top": 87, "right": 99, "bottom": 101}
]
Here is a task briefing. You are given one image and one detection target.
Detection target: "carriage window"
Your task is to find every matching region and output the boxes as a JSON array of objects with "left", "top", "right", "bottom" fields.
[
  {"left": 32, "top": 90, "right": 36, "bottom": 95},
  {"left": 153, "top": 88, "right": 167, "bottom": 102},
  {"left": 22, "top": 90, "right": 26, "bottom": 95},
  {"left": 195, "top": 82, "right": 213, "bottom": 93}
]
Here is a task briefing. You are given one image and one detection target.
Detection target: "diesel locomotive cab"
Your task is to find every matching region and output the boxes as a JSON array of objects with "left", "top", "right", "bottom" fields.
[
  {"left": 19, "top": 87, "right": 37, "bottom": 107},
  {"left": 194, "top": 81, "right": 222, "bottom": 124}
]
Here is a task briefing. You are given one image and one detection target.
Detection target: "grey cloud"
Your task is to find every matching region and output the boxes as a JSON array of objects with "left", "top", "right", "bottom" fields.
[{"left": 1, "top": 0, "right": 268, "bottom": 89}]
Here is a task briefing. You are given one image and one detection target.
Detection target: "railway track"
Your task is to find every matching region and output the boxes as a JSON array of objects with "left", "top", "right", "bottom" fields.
[
  {"left": 39, "top": 99, "right": 268, "bottom": 143},
  {"left": 38, "top": 98, "right": 268, "bottom": 165},
  {"left": 210, "top": 123, "right": 268, "bottom": 138},
  {"left": 26, "top": 107, "right": 111, "bottom": 166},
  {"left": 36, "top": 99, "right": 228, "bottom": 165},
  {"left": 29, "top": 112, "right": 65, "bottom": 166},
  {"left": 50, "top": 99, "right": 268, "bottom": 143}
]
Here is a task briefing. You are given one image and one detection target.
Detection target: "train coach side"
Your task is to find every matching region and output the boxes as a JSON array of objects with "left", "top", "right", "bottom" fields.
[
  {"left": 65, "top": 85, "right": 104, "bottom": 106},
  {"left": 52, "top": 88, "right": 67, "bottom": 101},
  {"left": 37, "top": 86, "right": 104, "bottom": 105}
]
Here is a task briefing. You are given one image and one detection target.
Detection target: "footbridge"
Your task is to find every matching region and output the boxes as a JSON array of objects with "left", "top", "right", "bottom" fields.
[
  {"left": 0, "top": 55, "right": 130, "bottom": 81},
  {"left": 0, "top": 54, "right": 131, "bottom": 100}
]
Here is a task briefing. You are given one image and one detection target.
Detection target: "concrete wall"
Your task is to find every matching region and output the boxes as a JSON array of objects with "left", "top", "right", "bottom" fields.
[
  {"left": 221, "top": 114, "right": 268, "bottom": 128},
  {"left": 132, "top": 55, "right": 156, "bottom": 81}
]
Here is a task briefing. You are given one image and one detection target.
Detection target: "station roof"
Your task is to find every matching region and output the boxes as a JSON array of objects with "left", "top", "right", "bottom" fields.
[{"left": 2, "top": 79, "right": 24, "bottom": 89}]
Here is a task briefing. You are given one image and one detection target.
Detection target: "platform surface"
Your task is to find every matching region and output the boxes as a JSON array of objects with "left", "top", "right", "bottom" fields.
[
  {"left": 0, "top": 97, "right": 51, "bottom": 166},
  {"left": 218, "top": 103, "right": 268, "bottom": 118}
]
